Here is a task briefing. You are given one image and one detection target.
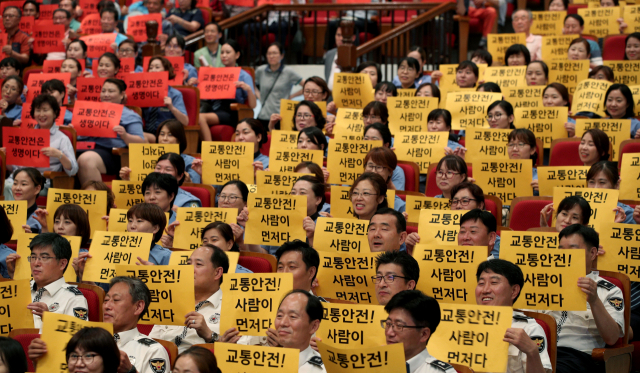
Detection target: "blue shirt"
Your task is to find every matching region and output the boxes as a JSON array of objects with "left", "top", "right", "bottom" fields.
[
  {"left": 392, "top": 74, "right": 432, "bottom": 88},
  {"left": 236, "top": 264, "right": 253, "bottom": 273},
  {"left": 63, "top": 110, "right": 73, "bottom": 126},
  {"left": 175, "top": 187, "right": 202, "bottom": 208},
  {"left": 169, "top": 210, "right": 177, "bottom": 224},
  {"left": 182, "top": 154, "right": 200, "bottom": 183},
  {"left": 393, "top": 195, "right": 406, "bottom": 213},
  {"left": 5, "top": 104, "right": 21, "bottom": 120},
  {"left": 448, "top": 140, "right": 462, "bottom": 150},
  {"left": 0, "top": 244, "right": 15, "bottom": 278},
  {"left": 168, "top": 7, "right": 204, "bottom": 36},
  {"left": 184, "top": 63, "right": 198, "bottom": 84},
  {"left": 619, "top": 202, "right": 636, "bottom": 224},
  {"left": 78, "top": 106, "right": 145, "bottom": 148},
  {"left": 533, "top": 167, "right": 539, "bottom": 197},
  {"left": 236, "top": 69, "right": 254, "bottom": 103},
  {"left": 27, "top": 204, "right": 42, "bottom": 233},
  {"left": 255, "top": 152, "right": 270, "bottom": 169},
  {"left": 631, "top": 118, "right": 640, "bottom": 138},
  {"left": 142, "top": 87, "right": 187, "bottom": 133},
  {"left": 134, "top": 65, "right": 144, "bottom": 73},
  {"left": 392, "top": 166, "right": 405, "bottom": 191},
  {"left": 490, "top": 235, "right": 502, "bottom": 259},
  {"left": 149, "top": 244, "right": 172, "bottom": 265}
]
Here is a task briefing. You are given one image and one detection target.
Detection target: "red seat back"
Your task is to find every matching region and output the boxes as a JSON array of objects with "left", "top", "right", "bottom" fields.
[
  {"left": 568, "top": 3, "right": 587, "bottom": 14},
  {"left": 397, "top": 162, "right": 419, "bottom": 192},
  {"left": 484, "top": 198, "right": 498, "bottom": 225},
  {"left": 181, "top": 186, "right": 212, "bottom": 207},
  {"left": 137, "top": 324, "right": 154, "bottom": 335},
  {"left": 426, "top": 164, "right": 473, "bottom": 197},
  {"left": 77, "top": 288, "right": 100, "bottom": 322},
  {"left": 210, "top": 125, "right": 234, "bottom": 142},
  {"left": 260, "top": 132, "right": 271, "bottom": 156},
  {"left": 13, "top": 333, "right": 40, "bottom": 372},
  {"left": 173, "top": 86, "right": 200, "bottom": 128},
  {"left": 325, "top": 191, "right": 331, "bottom": 204},
  {"left": 549, "top": 141, "right": 582, "bottom": 166},
  {"left": 619, "top": 140, "right": 640, "bottom": 165},
  {"left": 509, "top": 199, "right": 550, "bottom": 231},
  {"left": 407, "top": 225, "right": 418, "bottom": 235},
  {"left": 603, "top": 35, "right": 627, "bottom": 61},
  {"left": 238, "top": 256, "right": 273, "bottom": 273}
]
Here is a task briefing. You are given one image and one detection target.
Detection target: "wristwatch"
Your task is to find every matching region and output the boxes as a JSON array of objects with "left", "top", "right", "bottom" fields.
[{"left": 209, "top": 331, "right": 219, "bottom": 343}]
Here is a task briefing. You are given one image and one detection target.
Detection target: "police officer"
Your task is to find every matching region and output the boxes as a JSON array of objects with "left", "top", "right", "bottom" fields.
[
  {"left": 475, "top": 259, "right": 552, "bottom": 373},
  {"left": 374, "top": 250, "right": 420, "bottom": 306},
  {"left": 6, "top": 233, "right": 88, "bottom": 329},
  {"left": 275, "top": 240, "right": 324, "bottom": 299}
]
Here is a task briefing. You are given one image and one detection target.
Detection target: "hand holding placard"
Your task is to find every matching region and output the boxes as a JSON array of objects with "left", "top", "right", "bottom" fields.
[{"left": 2, "top": 127, "right": 50, "bottom": 168}]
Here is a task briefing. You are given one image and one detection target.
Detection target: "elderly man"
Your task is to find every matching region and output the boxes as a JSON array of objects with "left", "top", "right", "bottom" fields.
[{"left": 512, "top": 9, "right": 542, "bottom": 61}]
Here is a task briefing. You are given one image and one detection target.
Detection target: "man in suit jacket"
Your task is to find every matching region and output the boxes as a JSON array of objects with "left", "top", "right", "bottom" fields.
[{"left": 324, "top": 26, "right": 355, "bottom": 90}]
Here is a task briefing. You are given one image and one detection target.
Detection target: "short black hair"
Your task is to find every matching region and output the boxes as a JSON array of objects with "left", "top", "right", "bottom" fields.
[
  {"left": 53, "top": 8, "right": 70, "bottom": 19},
  {"left": 457, "top": 60, "right": 479, "bottom": 79},
  {"left": 140, "top": 172, "right": 179, "bottom": 210},
  {"left": 0, "top": 205, "right": 14, "bottom": 244},
  {"left": 0, "top": 57, "right": 22, "bottom": 76},
  {"left": 99, "top": 7, "right": 118, "bottom": 20},
  {"left": 559, "top": 224, "right": 599, "bottom": 249},
  {"left": 65, "top": 328, "right": 120, "bottom": 373},
  {"left": 505, "top": 44, "right": 531, "bottom": 66},
  {"left": 275, "top": 240, "right": 320, "bottom": 282},
  {"left": 371, "top": 207, "right": 406, "bottom": 233},
  {"left": 30, "top": 94, "right": 61, "bottom": 122},
  {"left": 30, "top": 232, "right": 72, "bottom": 273},
  {"left": 364, "top": 123, "right": 392, "bottom": 147},
  {"left": 3, "top": 6, "right": 21, "bottom": 16},
  {"left": 278, "top": 289, "right": 323, "bottom": 323},
  {"left": 23, "top": 0, "right": 39, "bottom": 13},
  {"left": 0, "top": 336, "right": 28, "bottom": 373},
  {"left": 384, "top": 290, "right": 441, "bottom": 337},
  {"left": 557, "top": 195, "right": 591, "bottom": 225},
  {"left": 221, "top": 180, "right": 249, "bottom": 203},
  {"left": 375, "top": 251, "right": 420, "bottom": 284},
  {"left": 460, "top": 209, "right": 497, "bottom": 233},
  {"left": 42, "top": 79, "right": 67, "bottom": 96},
  {"left": 564, "top": 13, "right": 584, "bottom": 27},
  {"left": 356, "top": 61, "right": 382, "bottom": 81},
  {"left": 157, "top": 152, "right": 186, "bottom": 185},
  {"left": 476, "top": 259, "right": 524, "bottom": 303},
  {"left": 201, "top": 244, "right": 230, "bottom": 284},
  {"left": 470, "top": 49, "right": 493, "bottom": 66},
  {"left": 477, "top": 82, "right": 502, "bottom": 93}
]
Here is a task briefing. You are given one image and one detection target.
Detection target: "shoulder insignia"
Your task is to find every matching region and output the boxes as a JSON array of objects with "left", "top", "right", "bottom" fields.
[
  {"left": 530, "top": 335, "right": 546, "bottom": 353},
  {"left": 597, "top": 280, "right": 615, "bottom": 291},
  {"left": 67, "top": 286, "right": 83, "bottom": 296},
  {"left": 188, "top": 202, "right": 199, "bottom": 208},
  {"left": 608, "top": 297, "right": 624, "bottom": 311},
  {"left": 317, "top": 296, "right": 328, "bottom": 303},
  {"left": 139, "top": 338, "right": 159, "bottom": 346},
  {"left": 149, "top": 358, "right": 167, "bottom": 373},
  {"left": 430, "top": 360, "right": 454, "bottom": 371},
  {"left": 73, "top": 307, "right": 88, "bottom": 320},
  {"left": 309, "top": 356, "right": 323, "bottom": 367},
  {"left": 513, "top": 314, "right": 532, "bottom": 322}
]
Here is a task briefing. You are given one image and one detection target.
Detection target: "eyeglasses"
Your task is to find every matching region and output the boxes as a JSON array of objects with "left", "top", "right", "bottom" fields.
[
  {"left": 53, "top": 16, "right": 68, "bottom": 21},
  {"left": 398, "top": 66, "right": 416, "bottom": 73},
  {"left": 119, "top": 48, "right": 136, "bottom": 54},
  {"left": 450, "top": 197, "right": 477, "bottom": 207},
  {"left": 436, "top": 171, "right": 461, "bottom": 179},
  {"left": 3, "top": 14, "right": 19, "bottom": 19},
  {"left": 303, "top": 89, "right": 322, "bottom": 95},
  {"left": 218, "top": 194, "right": 240, "bottom": 202},
  {"left": 507, "top": 142, "right": 528, "bottom": 149},
  {"left": 27, "top": 255, "right": 55, "bottom": 263},
  {"left": 363, "top": 115, "right": 380, "bottom": 121},
  {"left": 372, "top": 274, "right": 408, "bottom": 284},
  {"left": 296, "top": 113, "right": 313, "bottom": 119},
  {"left": 351, "top": 191, "right": 378, "bottom": 199},
  {"left": 68, "top": 353, "right": 99, "bottom": 365},
  {"left": 380, "top": 320, "right": 424, "bottom": 332},
  {"left": 365, "top": 163, "right": 387, "bottom": 172},
  {"left": 486, "top": 113, "right": 503, "bottom": 121}
]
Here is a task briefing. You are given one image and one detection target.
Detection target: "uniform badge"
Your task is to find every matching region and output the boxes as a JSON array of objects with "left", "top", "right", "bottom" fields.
[
  {"left": 149, "top": 358, "right": 167, "bottom": 373},
  {"left": 608, "top": 297, "right": 624, "bottom": 311},
  {"left": 73, "top": 307, "right": 88, "bottom": 320},
  {"left": 531, "top": 336, "right": 546, "bottom": 353},
  {"left": 128, "top": 356, "right": 136, "bottom": 365},
  {"left": 209, "top": 313, "right": 220, "bottom": 324},
  {"left": 430, "top": 360, "right": 454, "bottom": 371},
  {"left": 49, "top": 303, "right": 60, "bottom": 312}
]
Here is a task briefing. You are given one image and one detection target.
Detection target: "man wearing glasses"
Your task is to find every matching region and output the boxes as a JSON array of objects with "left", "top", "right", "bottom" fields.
[
  {"left": 5, "top": 233, "right": 89, "bottom": 329},
  {"left": 383, "top": 290, "right": 456, "bottom": 373},
  {"left": 46, "top": 9, "right": 74, "bottom": 61},
  {"left": 373, "top": 250, "right": 419, "bottom": 305},
  {"left": 2, "top": 6, "right": 29, "bottom": 65}
]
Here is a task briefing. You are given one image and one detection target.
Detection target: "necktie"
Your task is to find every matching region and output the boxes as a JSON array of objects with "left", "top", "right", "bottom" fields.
[
  {"left": 174, "top": 300, "right": 210, "bottom": 346},
  {"left": 406, "top": 362, "right": 410, "bottom": 373},
  {"left": 33, "top": 288, "right": 45, "bottom": 302},
  {"left": 147, "top": 107, "right": 159, "bottom": 133}
]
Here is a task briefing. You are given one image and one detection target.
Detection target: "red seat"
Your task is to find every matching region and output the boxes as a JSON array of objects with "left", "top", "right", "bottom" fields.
[
  {"left": 325, "top": 190, "right": 331, "bottom": 204},
  {"left": 36, "top": 195, "right": 47, "bottom": 206},
  {"left": 522, "top": 312, "right": 558, "bottom": 373},
  {"left": 238, "top": 256, "right": 273, "bottom": 273},
  {"left": 407, "top": 225, "right": 418, "bottom": 235},
  {"left": 6, "top": 242, "right": 16, "bottom": 250},
  {"left": 425, "top": 163, "right": 473, "bottom": 197},
  {"left": 22, "top": 66, "right": 43, "bottom": 84},
  {"left": 603, "top": 35, "right": 627, "bottom": 61},
  {"left": 260, "top": 132, "right": 271, "bottom": 156},
  {"left": 618, "top": 139, "right": 640, "bottom": 166},
  {"left": 397, "top": 161, "right": 420, "bottom": 192},
  {"left": 181, "top": 183, "right": 216, "bottom": 207},
  {"left": 549, "top": 138, "right": 583, "bottom": 166},
  {"left": 568, "top": 3, "right": 587, "bottom": 14},
  {"left": 380, "top": 10, "right": 418, "bottom": 23},
  {"left": 508, "top": 196, "right": 552, "bottom": 231},
  {"left": 138, "top": 323, "right": 154, "bottom": 335},
  {"left": 484, "top": 194, "right": 503, "bottom": 228},
  {"left": 8, "top": 329, "right": 40, "bottom": 372},
  {"left": 173, "top": 86, "right": 200, "bottom": 154},
  {"left": 210, "top": 125, "right": 234, "bottom": 142},
  {"left": 76, "top": 287, "right": 102, "bottom": 322}
]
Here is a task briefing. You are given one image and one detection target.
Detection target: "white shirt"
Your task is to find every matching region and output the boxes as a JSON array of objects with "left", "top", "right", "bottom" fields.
[
  {"left": 327, "top": 52, "right": 339, "bottom": 91},
  {"left": 115, "top": 328, "right": 170, "bottom": 373},
  {"left": 507, "top": 311, "right": 553, "bottom": 373},
  {"left": 30, "top": 277, "right": 88, "bottom": 329},
  {"left": 299, "top": 345, "right": 326, "bottom": 373},
  {"left": 411, "top": 348, "right": 457, "bottom": 373}
]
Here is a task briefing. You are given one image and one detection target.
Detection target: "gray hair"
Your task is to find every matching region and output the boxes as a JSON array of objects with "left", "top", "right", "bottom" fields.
[
  {"left": 109, "top": 276, "right": 151, "bottom": 320},
  {"left": 514, "top": 9, "right": 533, "bottom": 20}
]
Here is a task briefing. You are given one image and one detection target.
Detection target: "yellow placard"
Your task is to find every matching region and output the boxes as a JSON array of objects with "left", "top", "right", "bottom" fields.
[
  {"left": 623, "top": 5, "right": 640, "bottom": 33},
  {"left": 552, "top": 187, "right": 619, "bottom": 230},
  {"left": 46, "top": 188, "right": 107, "bottom": 238},
  {"left": 13, "top": 233, "right": 81, "bottom": 283},
  {"left": 111, "top": 180, "right": 144, "bottom": 210},
  {"left": 219, "top": 273, "right": 293, "bottom": 335},
  {"left": 501, "top": 247, "right": 587, "bottom": 310},
  {"left": 578, "top": 7, "right": 621, "bottom": 37},
  {"left": 333, "top": 73, "right": 375, "bottom": 109},
  {"left": 334, "top": 108, "right": 364, "bottom": 135},
  {"left": 465, "top": 129, "right": 511, "bottom": 160},
  {"left": 387, "top": 97, "right": 439, "bottom": 134},
  {"left": 116, "top": 265, "right": 195, "bottom": 325},
  {"left": 244, "top": 195, "right": 306, "bottom": 246},
  {"left": 279, "top": 99, "right": 327, "bottom": 131},
  {"left": 318, "top": 341, "right": 406, "bottom": 373},
  {"left": 549, "top": 60, "right": 590, "bottom": 96},
  {"left": 413, "top": 245, "right": 487, "bottom": 304},
  {"left": 514, "top": 107, "right": 569, "bottom": 148},
  {"left": 201, "top": 141, "right": 254, "bottom": 185},
  {"left": 0, "top": 201, "right": 26, "bottom": 240},
  {"left": 603, "top": 61, "right": 640, "bottom": 85},
  {"left": 620, "top": 153, "right": 640, "bottom": 201},
  {"left": 532, "top": 10, "right": 567, "bottom": 35},
  {"left": 173, "top": 207, "right": 238, "bottom": 250},
  {"left": 483, "top": 66, "right": 527, "bottom": 89},
  {"left": 0, "top": 279, "right": 35, "bottom": 335},
  {"left": 215, "top": 342, "right": 299, "bottom": 373},
  {"left": 36, "top": 313, "right": 113, "bottom": 373},
  {"left": 475, "top": 159, "right": 534, "bottom": 205},
  {"left": 326, "top": 139, "right": 382, "bottom": 185},
  {"left": 501, "top": 230, "right": 559, "bottom": 249},
  {"left": 405, "top": 196, "right": 451, "bottom": 224},
  {"left": 328, "top": 185, "right": 395, "bottom": 219},
  {"left": 256, "top": 171, "right": 312, "bottom": 195},
  {"left": 82, "top": 231, "right": 153, "bottom": 283},
  {"left": 541, "top": 35, "right": 580, "bottom": 61},
  {"left": 488, "top": 33, "right": 527, "bottom": 65},
  {"left": 598, "top": 223, "right": 640, "bottom": 280},
  {"left": 128, "top": 143, "right": 180, "bottom": 182},
  {"left": 270, "top": 130, "right": 299, "bottom": 151},
  {"left": 394, "top": 132, "right": 448, "bottom": 172},
  {"left": 269, "top": 149, "right": 324, "bottom": 173},
  {"left": 314, "top": 217, "right": 370, "bottom": 253},
  {"left": 315, "top": 251, "right": 378, "bottom": 304},
  {"left": 418, "top": 209, "right": 469, "bottom": 246},
  {"left": 575, "top": 118, "right": 632, "bottom": 161},
  {"left": 397, "top": 88, "right": 415, "bottom": 97},
  {"left": 430, "top": 304, "right": 511, "bottom": 372},
  {"left": 631, "top": 85, "right": 640, "bottom": 113},
  {"left": 447, "top": 92, "right": 503, "bottom": 130},
  {"left": 537, "top": 166, "right": 589, "bottom": 196},
  {"left": 317, "top": 303, "right": 386, "bottom": 348},
  {"left": 504, "top": 86, "right": 545, "bottom": 109},
  {"left": 572, "top": 79, "right": 613, "bottom": 117}
]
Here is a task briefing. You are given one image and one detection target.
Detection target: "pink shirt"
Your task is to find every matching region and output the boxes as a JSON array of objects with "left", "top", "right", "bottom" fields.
[{"left": 527, "top": 34, "right": 543, "bottom": 61}]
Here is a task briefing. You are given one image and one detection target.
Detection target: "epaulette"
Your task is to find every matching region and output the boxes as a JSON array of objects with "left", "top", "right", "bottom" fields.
[
  {"left": 598, "top": 280, "right": 615, "bottom": 291},
  {"left": 513, "top": 314, "right": 532, "bottom": 321},
  {"left": 138, "top": 338, "right": 159, "bottom": 346},
  {"left": 317, "top": 296, "right": 328, "bottom": 303},
  {"left": 309, "top": 356, "right": 323, "bottom": 367},
  {"left": 430, "top": 360, "right": 454, "bottom": 371},
  {"left": 66, "top": 286, "right": 83, "bottom": 296}
]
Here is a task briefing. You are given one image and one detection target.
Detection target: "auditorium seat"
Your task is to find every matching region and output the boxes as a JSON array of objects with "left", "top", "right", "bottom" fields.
[
  {"left": 508, "top": 196, "right": 552, "bottom": 231},
  {"left": 618, "top": 139, "right": 640, "bottom": 166},
  {"left": 239, "top": 252, "right": 277, "bottom": 273},
  {"left": 181, "top": 182, "right": 217, "bottom": 207},
  {"left": 153, "top": 338, "right": 179, "bottom": 368},
  {"left": 484, "top": 194, "right": 503, "bottom": 228},
  {"left": 395, "top": 190, "right": 427, "bottom": 202},
  {"left": 549, "top": 138, "right": 582, "bottom": 166},
  {"left": 522, "top": 311, "right": 557, "bottom": 373},
  {"left": 173, "top": 86, "right": 201, "bottom": 155},
  {"left": 8, "top": 328, "right": 40, "bottom": 372},
  {"left": 210, "top": 124, "right": 235, "bottom": 142},
  {"left": 69, "top": 282, "right": 105, "bottom": 322},
  {"left": 602, "top": 35, "right": 627, "bottom": 61},
  {"left": 397, "top": 160, "right": 420, "bottom": 192},
  {"left": 138, "top": 323, "right": 154, "bottom": 335},
  {"left": 194, "top": 343, "right": 215, "bottom": 354}
]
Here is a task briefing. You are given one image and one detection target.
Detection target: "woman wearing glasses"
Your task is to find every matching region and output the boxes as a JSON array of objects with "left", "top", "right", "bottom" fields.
[
  {"left": 0, "top": 76, "right": 23, "bottom": 120},
  {"left": 486, "top": 101, "right": 516, "bottom": 130},
  {"left": 268, "top": 100, "right": 326, "bottom": 132},
  {"left": 396, "top": 57, "right": 421, "bottom": 89},
  {"left": 363, "top": 147, "right": 406, "bottom": 213},
  {"left": 433, "top": 155, "right": 469, "bottom": 199},
  {"left": 165, "top": 34, "right": 198, "bottom": 86},
  {"left": 363, "top": 123, "right": 406, "bottom": 191},
  {"left": 507, "top": 128, "right": 539, "bottom": 195},
  {"left": 66, "top": 327, "right": 120, "bottom": 373},
  {"left": 349, "top": 172, "right": 389, "bottom": 221}
]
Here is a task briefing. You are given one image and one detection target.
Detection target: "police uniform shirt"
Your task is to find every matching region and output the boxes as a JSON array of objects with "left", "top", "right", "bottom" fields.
[
  {"left": 299, "top": 345, "right": 326, "bottom": 373},
  {"left": 411, "top": 348, "right": 457, "bottom": 373},
  {"left": 30, "top": 277, "right": 89, "bottom": 329},
  {"left": 541, "top": 271, "right": 625, "bottom": 354},
  {"left": 508, "top": 311, "right": 552, "bottom": 373},
  {"left": 115, "top": 328, "right": 170, "bottom": 373}
]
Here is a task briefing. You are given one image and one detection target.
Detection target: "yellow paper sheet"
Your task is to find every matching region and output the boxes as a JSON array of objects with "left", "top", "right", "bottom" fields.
[
  {"left": 501, "top": 247, "right": 587, "bottom": 310},
  {"left": 128, "top": 143, "right": 180, "bottom": 182},
  {"left": 334, "top": 108, "right": 364, "bottom": 136},
  {"left": 111, "top": 180, "right": 144, "bottom": 210},
  {"left": 405, "top": 196, "right": 451, "bottom": 224},
  {"left": 387, "top": 97, "right": 439, "bottom": 134},
  {"left": 314, "top": 217, "right": 370, "bottom": 253},
  {"left": 326, "top": 139, "right": 382, "bottom": 185},
  {"left": 418, "top": 209, "right": 469, "bottom": 246},
  {"left": 488, "top": 33, "right": 527, "bottom": 65},
  {"left": 483, "top": 66, "right": 527, "bottom": 89},
  {"left": 575, "top": 118, "right": 631, "bottom": 161},
  {"left": 465, "top": 129, "right": 511, "bottom": 160},
  {"left": 537, "top": 166, "right": 589, "bottom": 196},
  {"left": 332, "top": 73, "right": 375, "bottom": 109},
  {"left": 270, "top": 148, "right": 324, "bottom": 174},
  {"left": 280, "top": 99, "right": 327, "bottom": 131},
  {"left": 413, "top": 245, "right": 487, "bottom": 304},
  {"left": 0, "top": 279, "right": 35, "bottom": 335},
  {"left": 116, "top": 265, "right": 195, "bottom": 325},
  {"left": 201, "top": 141, "right": 254, "bottom": 185},
  {"left": 549, "top": 60, "right": 590, "bottom": 96},
  {"left": 219, "top": 273, "right": 293, "bottom": 335},
  {"left": 172, "top": 207, "right": 238, "bottom": 250},
  {"left": 532, "top": 11, "right": 567, "bottom": 35},
  {"left": 603, "top": 61, "right": 640, "bottom": 85},
  {"left": 394, "top": 132, "right": 448, "bottom": 172},
  {"left": 503, "top": 86, "right": 545, "bottom": 110},
  {"left": 552, "top": 187, "right": 619, "bottom": 231},
  {"left": 578, "top": 7, "right": 622, "bottom": 37},
  {"left": 318, "top": 341, "right": 407, "bottom": 373},
  {"left": 317, "top": 303, "right": 386, "bottom": 348},
  {"left": 631, "top": 85, "right": 640, "bottom": 113},
  {"left": 500, "top": 230, "right": 559, "bottom": 249},
  {"left": 168, "top": 250, "right": 191, "bottom": 266},
  {"left": 541, "top": 35, "right": 580, "bottom": 61},
  {"left": 46, "top": 188, "right": 107, "bottom": 238},
  {"left": 397, "top": 88, "right": 415, "bottom": 97},
  {"left": 474, "top": 159, "right": 534, "bottom": 205},
  {"left": 244, "top": 195, "right": 307, "bottom": 246},
  {"left": 315, "top": 251, "right": 379, "bottom": 304},
  {"left": 571, "top": 79, "right": 613, "bottom": 117},
  {"left": 215, "top": 342, "right": 299, "bottom": 373},
  {"left": 82, "top": 231, "right": 153, "bottom": 283},
  {"left": 623, "top": 5, "right": 640, "bottom": 33},
  {"left": 269, "top": 130, "right": 299, "bottom": 151},
  {"left": 598, "top": 223, "right": 640, "bottom": 280},
  {"left": 514, "top": 107, "right": 569, "bottom": 148},
  {"left": 0, "top": 201, "right": 26, "bottom": 240},
  {"left": 256, "top": 171, "right": 313, "bottom": 195},
  {"left": 448, "top": 92, "right": 503, "bottom": 130},
  {"left": 328, "top": 185, "right": 395, "bottom": 219},
  {"left": 620, "top": 153, "right": 640, "bottom": 200}
]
